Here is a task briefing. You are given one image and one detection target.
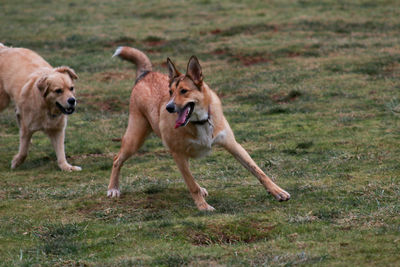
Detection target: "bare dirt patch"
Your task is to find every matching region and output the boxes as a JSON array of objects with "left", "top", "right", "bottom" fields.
[
  {"left": 106, "top": 36, "right": 137, "bottom": 47},
  {"left": 236, "top": 55, "right": 271, "bottom": 66},
  {"left": 210, "top": 29, "right": 222, "bottom": 34},
  {"left": 188, "top": 220, "right": 277, "bottom": 246},
  {"left": 271, "top": 90, "right": 303, "bottom": 103},
  {"left": 143, "top": 36, "right": 167, "bottom": 46}
]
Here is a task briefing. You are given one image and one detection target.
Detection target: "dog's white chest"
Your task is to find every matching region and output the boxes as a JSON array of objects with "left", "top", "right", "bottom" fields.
[{"left": 187, "top": 124, "right": 225, "bottom": 158}]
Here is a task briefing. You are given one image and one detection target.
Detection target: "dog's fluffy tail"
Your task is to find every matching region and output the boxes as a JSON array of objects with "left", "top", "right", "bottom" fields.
[{"left": 113, "top": 46, "right": 152, "bottom": 79}]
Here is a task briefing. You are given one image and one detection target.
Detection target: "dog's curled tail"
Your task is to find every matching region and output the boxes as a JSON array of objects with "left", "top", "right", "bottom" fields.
[{"left": 113, "top": 46, "right": 152, "bottom": 79}]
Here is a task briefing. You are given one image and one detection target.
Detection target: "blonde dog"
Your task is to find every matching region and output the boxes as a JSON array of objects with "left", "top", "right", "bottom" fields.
[
  {"left": 0, "top": 44, "right": 81, "bottom": 171},
  {"left": 108, "top": 46, "right": 290, "bottom": 210}
]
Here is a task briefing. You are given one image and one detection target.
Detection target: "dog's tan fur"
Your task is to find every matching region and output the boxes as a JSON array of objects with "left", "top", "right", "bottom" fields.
[
  {"left": 0, "top": 44, "right": 81, "bottom": 171},
  {"left": 108, "top": 46, "right": 290, "bottom": 210}
]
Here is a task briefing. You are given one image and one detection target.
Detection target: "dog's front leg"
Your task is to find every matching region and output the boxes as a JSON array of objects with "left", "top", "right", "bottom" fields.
[
  {"left": 220, "top": 129, "right": 290, "bottom": 201},
  {"left": 11, "top": 127, "right": 33, "bottom": 169},
  {"left": 172, "top": 153, "right": 215, "bottom": 211},
  {"left": 47, "top": 129, "right": 81, "bottom": 171}
]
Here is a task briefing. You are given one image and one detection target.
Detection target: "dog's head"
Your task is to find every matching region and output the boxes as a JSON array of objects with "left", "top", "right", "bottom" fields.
[
  {"left": 36, "top": 66, "right": 78, "bottom": 115},
  {"left": 166, "top": 56, "right": 209, "bottom": 128}
]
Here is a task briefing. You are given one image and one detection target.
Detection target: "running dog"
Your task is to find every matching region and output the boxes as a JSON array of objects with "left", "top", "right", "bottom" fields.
[
  {"left": 0, "top": 43, "right": 81, "bottom": 171},
  {"left": 108, "top": 46, "right": 290, "bottom": 210}
]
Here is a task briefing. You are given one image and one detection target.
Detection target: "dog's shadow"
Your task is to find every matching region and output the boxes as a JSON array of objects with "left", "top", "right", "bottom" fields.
[
  {"left": 25, "top": 157, "right": 55, "bottom": 169},
  {"left": 98, "top": 185, "right": 278, "bottom": 221},
  {"left": 0, "top": 155, "right": 57, "bottom": 172}
]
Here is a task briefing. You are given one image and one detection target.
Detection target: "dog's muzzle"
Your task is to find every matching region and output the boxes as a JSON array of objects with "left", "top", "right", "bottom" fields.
[
  {"left": 56, "top": 100, "right": 76, "bottom": 115},
  {"left": 174, "top": 102, "right": 195, "bottom": 128}
]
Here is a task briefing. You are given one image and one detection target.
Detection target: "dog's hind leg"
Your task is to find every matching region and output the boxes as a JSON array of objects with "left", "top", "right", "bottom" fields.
[
  {"left": 11, "top": 127, "right": 33, "bottom": 169},
  {"left": 15, "top": 107, "right": 21, "bottom": 127},
  {"left": 107, "top": 113, "right": 151, "bottom": 197},
  {"left": 172, "top": 153, "right": 215, "bottom": 211},
  {"left": 0, "top": 87, "right": 10, "bottom": 112}
]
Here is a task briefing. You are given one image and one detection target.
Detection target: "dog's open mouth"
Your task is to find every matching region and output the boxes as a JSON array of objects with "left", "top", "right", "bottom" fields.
[
  {"left": 56, "top": 102, "right": 75, "bottom": 115},
  {"left": 175, "top": 102, "right": 195, "bottom": 128}
]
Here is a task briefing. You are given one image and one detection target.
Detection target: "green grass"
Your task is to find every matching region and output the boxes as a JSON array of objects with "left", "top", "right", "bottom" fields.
[{"left": 1, "top": 0, "right": 400, "bottom": 266}]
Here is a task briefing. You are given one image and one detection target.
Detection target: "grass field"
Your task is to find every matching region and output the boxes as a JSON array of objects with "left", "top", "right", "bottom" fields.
[{"left": 1, "top": 0, "right": 400, "bottom": 266}]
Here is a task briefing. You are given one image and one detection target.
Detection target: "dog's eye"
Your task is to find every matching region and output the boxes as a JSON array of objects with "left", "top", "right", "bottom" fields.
[
  {"left": 180, "top": 89, "right": 188, "bottom": 94},
  {"left": 70, "top": 87, "right": 74, "bottom": 91},
  {"left": 169, "top": 90, "right": 173, "bottom": 96},
  {"left": 55, "top": 89, "right": 63, "bottom": 94}
]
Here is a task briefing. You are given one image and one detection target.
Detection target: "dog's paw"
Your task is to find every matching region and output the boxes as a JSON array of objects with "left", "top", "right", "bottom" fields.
[
  {"left": 199, "top": 187, "right": 209, "bottom": 197},
  {"left": 273, "top": 189, "right": 291, "bottom": 202},
  {"left": 11, "top": 160, "right": 19, "bottom": 170},
  {"left": 107, "top": 188, "right": 120, "bottom": 198},
  {"left": 71, "top": 166, "right": 82, "bottom": 171},
  {"left": 59, "top": 164, "right": 82, "bottom": 172},
  {"left": 197, "top": 202, "right": 215, "bottom": 211},
  {"left": 11, "top": 155, "right": 26, "bottom": 169}
]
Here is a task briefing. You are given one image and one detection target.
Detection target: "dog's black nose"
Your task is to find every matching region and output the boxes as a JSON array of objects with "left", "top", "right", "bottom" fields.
[
  {"left": 67, "top": 98, "right": 76, "bottom": 106},
  {"left": 166, "top": 102, "right": 175, "bottom": 113}
]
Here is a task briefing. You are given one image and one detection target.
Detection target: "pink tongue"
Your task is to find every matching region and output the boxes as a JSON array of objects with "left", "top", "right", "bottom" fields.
[{"left": 175, "top": 107, "right": 190, "bottom": 128}]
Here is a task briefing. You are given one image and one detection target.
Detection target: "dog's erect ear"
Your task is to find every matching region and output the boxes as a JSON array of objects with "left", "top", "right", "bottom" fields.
[
  {"left": 186, "top": 56, "right": 203, "bottom": 88},
  {"left": 55, "top": 66, "right": 78, "bottom": 80},
  {"left": 36, "top": 75, "right": 49, "bottom": 97},
  {"left": 167, "top": 58, "right": 181, "bottom": 83}
]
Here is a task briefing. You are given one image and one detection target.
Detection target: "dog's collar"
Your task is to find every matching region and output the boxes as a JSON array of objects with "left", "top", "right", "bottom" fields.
[{"left": 190, "top": 106, "right": 211, "bottom": 125}]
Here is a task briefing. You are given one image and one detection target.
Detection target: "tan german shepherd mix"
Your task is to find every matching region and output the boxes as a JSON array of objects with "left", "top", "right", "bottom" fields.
[{"left": 108, "top": 46, "right": 290, "bottom": 210}]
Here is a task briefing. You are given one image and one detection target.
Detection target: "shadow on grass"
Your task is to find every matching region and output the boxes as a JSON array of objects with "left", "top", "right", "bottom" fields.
[{"left": 32, "top": 223, "right": 86, "bottom": 257}]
